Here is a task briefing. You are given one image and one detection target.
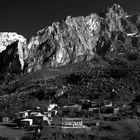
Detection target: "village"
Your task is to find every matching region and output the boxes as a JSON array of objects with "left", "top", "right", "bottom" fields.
[{"left": 0, "top": 96, "right": 140, "bottom": 140}]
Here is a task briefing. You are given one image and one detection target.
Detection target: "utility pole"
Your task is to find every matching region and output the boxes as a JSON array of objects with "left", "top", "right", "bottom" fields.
[
  {"left": 96, "top": 122, "right": 100, "bottom": 140},
  {"left": 0, "top": 123, "right": 2, "bottom": 138}
]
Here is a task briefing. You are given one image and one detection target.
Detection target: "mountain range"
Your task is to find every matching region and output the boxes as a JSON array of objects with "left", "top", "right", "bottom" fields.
[{"left": 0, "top": 4, "right": 140, "bottom": 113}]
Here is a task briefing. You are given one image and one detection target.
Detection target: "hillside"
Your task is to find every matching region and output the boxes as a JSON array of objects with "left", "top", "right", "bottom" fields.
[{"left": 0, "top": 4, "right": 140, "bottom": 114}]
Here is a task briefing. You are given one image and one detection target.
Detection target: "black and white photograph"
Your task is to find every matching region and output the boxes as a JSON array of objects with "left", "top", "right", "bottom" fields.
[{"left": 0, "top": 0, "right": 140, "bottom": 139}]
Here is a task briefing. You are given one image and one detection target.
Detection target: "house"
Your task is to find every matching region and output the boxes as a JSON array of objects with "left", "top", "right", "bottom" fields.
[
  {"left": 101, "top": 106, "right": 114, "bottom": 114},
  {"left": 88, "top": 108, "right": 100, "bottom": 117},
  {"left": 63, "top": 104, "right": 82, "bottom": 112},
  {"left": 34, "top": 114, "right": 48, "bottom": 121},
  {"left": 114, "top": 108, "right": 119, "bottom": 115},
  {"left": 91, "top": 102, "right": 103, "bottom": 108},
  {"left": 62, "top": 118, "right": 83, "bottom": 128},
  {"left": 30, "top": 113, "right": 52, "bottom": 126},
  {"left": 29, "top": 112, "right": 42, "bottom": 116},
  {"left": 44, "top": 112, "right": 52, "bottom": 119},
  {"left": 49, "top": 110, "right": 58, "bottom": 117},
  {"left": 79, "top": 99, "right": 91, "bottom": 104},
  {"left": 27, "top": 110, "right": 32, "bottom": 114},
  {"left": 16, "top": 111, "right": 28, "bottom": 118},
  {"left": 35, "top": 106, "right": 41, "bottom": 110},
  {"left": 48, "top": 104, "right": 58, "bottom": 111},
  {"left": 89, "top": 108, "right": 100, "bottom": 114},
  {"left": 2, "top": 117, "right": 10, "bottom": 123},
  {"left": 104, "top": 100, "right": 113, "bottom": 107},
  {"left": 20, "top": 119, "right": 33, "bottom": 127},
  {"left": 30, "top": 115, "right": 44, "bottom": 125},
  {"left": 91, "top": 101, "right": 97, "bottom": 107}
]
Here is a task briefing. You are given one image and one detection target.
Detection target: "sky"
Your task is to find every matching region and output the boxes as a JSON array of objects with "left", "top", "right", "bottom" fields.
[{"left": 0, "top": 0, "right": 140, "bottom": 39}]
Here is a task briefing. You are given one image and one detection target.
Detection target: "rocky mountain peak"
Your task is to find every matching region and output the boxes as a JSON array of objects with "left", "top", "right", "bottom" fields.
[
  {"left": 23, "top": 4, "right": 140, "bottom": 73},
  {"left": 1, "top": 4, "right": 140, "bottom": 110},
  {"left": 0, "top": 32, "right": 26, "bottom": 52},
  {"left": 105, "top": 4, "right": 127, "bottom": 32},
  {"left": 0, "top": 4, "right": 140, "bottom": 78},
  {"left": 108, "top": 4, "right": 126, "bottom": 16},
  {"left": 26, "top": 13, "right": 102, "bottom": 72},
  {"left": 0, "top": 32, "right": 27, "bottom": 77}
]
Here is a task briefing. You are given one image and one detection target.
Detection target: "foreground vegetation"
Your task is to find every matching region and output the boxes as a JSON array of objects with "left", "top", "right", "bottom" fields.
[{"left": 18, "top": 119, "right": 140, "bottom": 140}]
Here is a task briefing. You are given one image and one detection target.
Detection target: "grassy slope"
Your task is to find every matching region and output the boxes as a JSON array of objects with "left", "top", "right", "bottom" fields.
[
  {"left": 0, "top": 56, "right": 140, "bottom": 115},
  {"left": 6, "top": 57, "right": 108, "bottom": 92}
]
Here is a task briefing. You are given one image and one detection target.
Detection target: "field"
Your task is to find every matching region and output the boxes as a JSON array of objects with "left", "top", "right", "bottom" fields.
[
  {"left": 41, "top": 118, "right": 140, "bottom": 140},
  {"left": 0, "top": 125, "right": 27, "bottom": 140}
]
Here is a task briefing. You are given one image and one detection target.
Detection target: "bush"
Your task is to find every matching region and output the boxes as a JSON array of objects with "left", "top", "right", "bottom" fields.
[
  {"left": 115, "top": 119, "right": 140, "bottom": 140},
  {"left": 20, "top": 134, "right": 35, "bottom": 140},
  {"left": 0, "top": 137, "right": 9, "bottom": 140}
]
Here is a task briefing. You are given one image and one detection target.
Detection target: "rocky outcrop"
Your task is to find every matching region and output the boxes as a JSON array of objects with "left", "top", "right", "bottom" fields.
[
  {"left": 1, "top": 4, "right": 140, "bottom": 75},
  {"left": 26, "top": 14, "right": 101, "bottom": 72},
  {"left": 26, "top": 4, "right": 140, "bottom": 73},
  {"left": 1, "top": 4, "right": 140, "bottom": 111},
  {"left": 0, "top": 32, "right": 27, "bottom": 79}
]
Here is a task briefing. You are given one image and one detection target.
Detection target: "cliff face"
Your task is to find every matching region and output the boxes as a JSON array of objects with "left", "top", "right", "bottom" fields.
[
  {"left": 26, "top": 4, "right": 140, "bottom": 73},
  {"left": 1, "top": 4, "right": 140, "bottom": 109},
  {"left": 0, "top": 32, "right": 27, "bottom": 82},
  {"left": 26, "top": 14, "right": 101, "bottom": 72},
  {"left": 1, "top": 4, "right": 140, "bottom": 80}
]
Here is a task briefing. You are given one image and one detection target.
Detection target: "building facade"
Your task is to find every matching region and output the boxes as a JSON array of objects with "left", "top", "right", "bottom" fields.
[{"left": 62, "top": 118, "right": 83, "bottom": 128}]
